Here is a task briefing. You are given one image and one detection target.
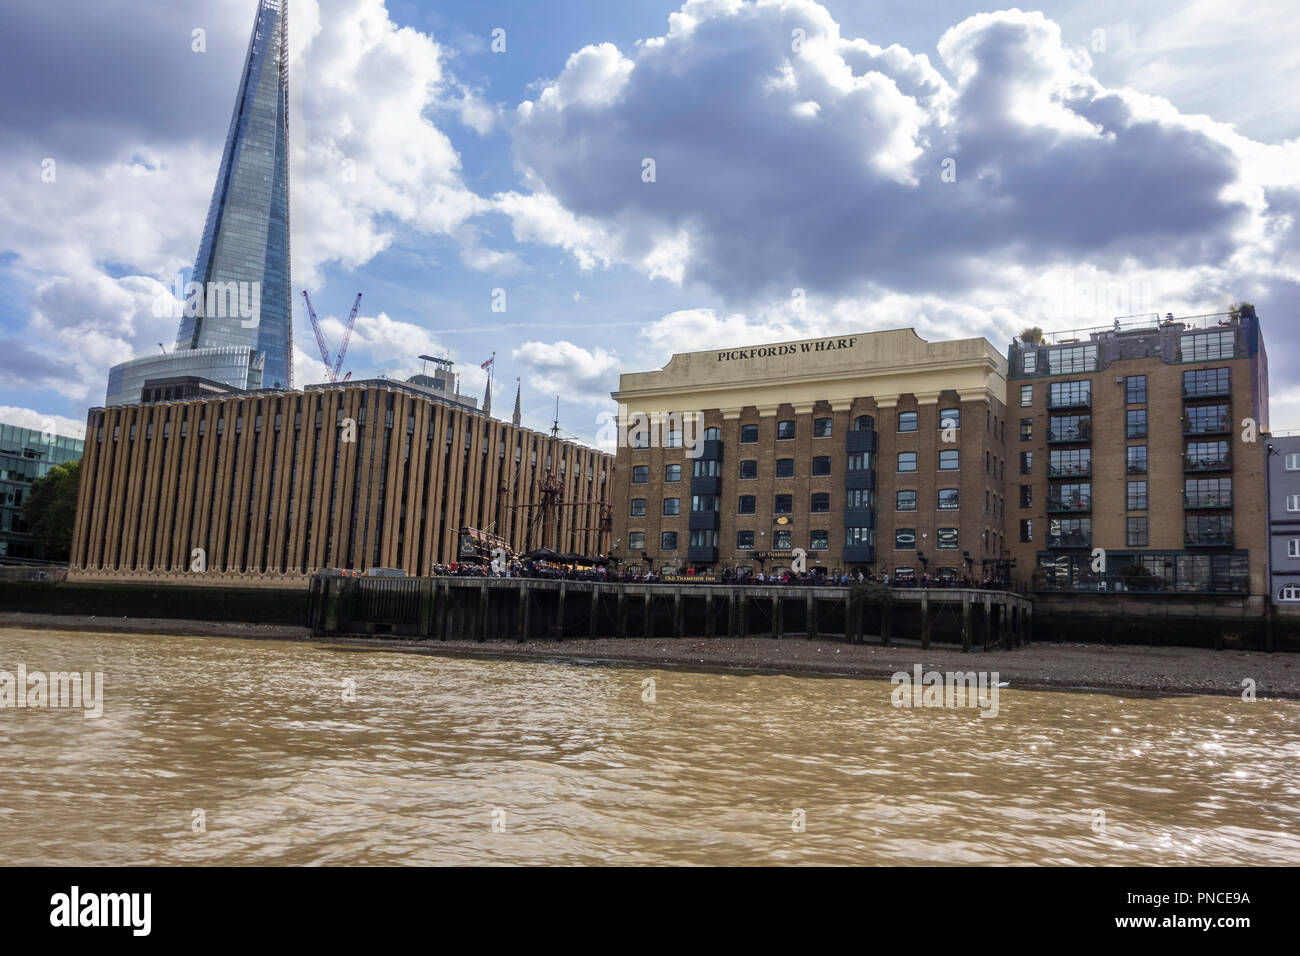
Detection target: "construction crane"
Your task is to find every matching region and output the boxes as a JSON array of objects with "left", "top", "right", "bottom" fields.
[{"left": 301, "top": 290, "right": 362, "bottom": 383}]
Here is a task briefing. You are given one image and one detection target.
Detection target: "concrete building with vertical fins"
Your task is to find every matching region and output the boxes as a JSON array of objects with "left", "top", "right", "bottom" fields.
[{"left": 69, "top": 382, "right": 611, "bottom": 588}]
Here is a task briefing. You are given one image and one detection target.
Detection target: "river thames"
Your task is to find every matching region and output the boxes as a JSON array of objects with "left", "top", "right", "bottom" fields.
[{"left": 3, "top": 627, "right": 1298, "bottom": 865}]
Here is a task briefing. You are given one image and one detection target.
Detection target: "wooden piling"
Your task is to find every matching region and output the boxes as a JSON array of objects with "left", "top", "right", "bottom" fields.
[
  {"left": 920, "top": 590, "right": 931, "bottom": 650},
  {"left": 805, "top": 592, "right": 816, "bottom": 640}
]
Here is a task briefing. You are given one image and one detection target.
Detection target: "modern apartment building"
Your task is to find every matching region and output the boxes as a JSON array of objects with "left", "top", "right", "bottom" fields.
[
  {"left": 70, "top": 380, "right": 611, "bottom": 587},
  {"left": 0, "top": 423, "right": 84, "bottom": 559},
  {"left": 609, "top": 329, "right": 1010, "bottom": 581},
  {"left": 1266, "top": 433, "right": 1300, "bottom": 606},
  {"left": 1007, "top": 310, "right": 1270, "bottom": 606}
]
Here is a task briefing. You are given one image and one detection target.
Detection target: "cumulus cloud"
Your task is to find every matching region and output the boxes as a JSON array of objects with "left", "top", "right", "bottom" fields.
[
  {"left": 511, "top": 340, "right": 622, "bottom": 405},
  {"left": 0, "top": 406, "right": 87, "bottom": 440},
  {"left": 503, "top": 0, "right": 1297, "bottom": 316}
]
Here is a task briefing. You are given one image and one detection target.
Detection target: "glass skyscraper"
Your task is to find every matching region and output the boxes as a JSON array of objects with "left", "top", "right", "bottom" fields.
[
  {"left": 177, "top": 0, "right": 293, "bottom": 388},
  {"left": 106, "top": 0, "right": 293, "bottom": 405}
]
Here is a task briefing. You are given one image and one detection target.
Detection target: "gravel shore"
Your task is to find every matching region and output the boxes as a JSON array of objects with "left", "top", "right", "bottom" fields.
[{"left": 3, "top": 612, "right": 1297, "bottom": 699}]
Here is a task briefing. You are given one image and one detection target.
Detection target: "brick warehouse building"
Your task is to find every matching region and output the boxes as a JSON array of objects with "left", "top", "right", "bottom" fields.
[
  {"left": 610, "top": 313, "right": 1274, "bottom": 609},
  {"left": 1008, "top": 310, "right": 1270, "bottom": 608},
  {"left": 609, "top": 329, "right": 1012, "bottom": 582},
  {"left": 69, "top": 380, "right": 611, "bottom": 588}
]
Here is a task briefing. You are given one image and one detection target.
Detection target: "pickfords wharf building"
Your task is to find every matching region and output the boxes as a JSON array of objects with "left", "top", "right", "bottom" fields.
[
  {"left": 69, "top": 380, "right": 612, "bottom": 588},
  {"left": 610, "top": 312, "right": 1279, "bottom": 622}
]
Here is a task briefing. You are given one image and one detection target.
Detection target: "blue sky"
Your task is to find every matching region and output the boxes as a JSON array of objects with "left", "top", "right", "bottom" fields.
[{"left": 2, "top": 0, "right": 1298, "bottom": 445}]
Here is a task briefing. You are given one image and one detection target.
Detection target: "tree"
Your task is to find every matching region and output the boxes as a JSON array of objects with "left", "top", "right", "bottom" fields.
[
  {"left": 1019, "top": 327, "right": 1043, "bottom": 344},
  {"left": 25, "top": 458, "right": 81, "bottom": 561}
]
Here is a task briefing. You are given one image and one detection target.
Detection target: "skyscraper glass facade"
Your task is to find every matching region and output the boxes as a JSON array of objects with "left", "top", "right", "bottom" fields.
[
  {"left": 0, "top": 424, "right": 84, "bottom": 559},
  {"left": 176, "top": 0, "right": 293, "bottom": 389}
]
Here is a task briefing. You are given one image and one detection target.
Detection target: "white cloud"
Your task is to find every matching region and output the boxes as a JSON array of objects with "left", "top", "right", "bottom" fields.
[
  {"left": 0, "top": 406, "right": 87, "bottom": 440},
  {"left": 511, "top": 340, "right": 621, "bottom": 405}
]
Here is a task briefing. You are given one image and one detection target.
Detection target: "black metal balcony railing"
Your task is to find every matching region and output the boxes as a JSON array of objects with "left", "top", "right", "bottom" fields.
[
  {"left": 1048, "top": 462, "right": 1091, "bottom": 478},
  {"left": 1184, "top": 493, "right": 1233, "bottom": 509},
  {"left": 1047, "top": 531, "right": 1092, "bottom": 549},
  {"left": 1185, "top": 529, "right": 1234, "bottom": 547},
  {"left": 845, "top": 430, "right": 875, "bottom": 454},
  {"left": 843, "top": 545, "right": 875, "bottom": 563},
  {"left": 690, "top": 475, "right": 720, "bottom": 496},
  {"left": 1047, "top": 424, "right": 1092, "bottom": 443},
  {"left": 1047, "top": 496, "right": 1092, "bottom": 513},
  {"left": 1126, "top": 463, "right": 1148, "bottom": 475},
  {"left": 1047, "top": 392, "right": 1092, "bottom": 410},
  {"left": 688, "top": 511, "right": 720, "bottom": 531},
  {"left": 686, "top": 546, "right": 718, "bottom": 563},
  {"left": 1184, "top": 455, "right": 1231, "bottom": 472},
  {"left": 1183, "top": 381, "right": 1231, "bottom": 399},
  {"left": 1184, "top": 416, "right": 1231, "bottom": 435}
]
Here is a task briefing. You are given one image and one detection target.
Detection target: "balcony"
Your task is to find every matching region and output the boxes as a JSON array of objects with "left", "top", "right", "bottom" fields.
[
  {"left": 1047, "top": 391, "right": 1092, "bottom": 410},
  {"left": 687, "top": 546, "right": 718, "bottom": 563},
  {"left": 843, "top": 545, "right": 876, "bottom": 563},
  {"left": 843, "top": 507, "right": 875, "bottom": 528},
  {"left": 694, "top": 439, "right": 723, "bottom": 461},
  {"left": 1047, "top": 530, "right": 1092, "bottom": 549},
  {"left": 1047, "top": 462, "right": 1091, "bottom": 478},
  {"left": 1047, "top": 495, "right": 1092, "bottom": 513},
  {"left": 1047, "top": 422, "right": 1092, "bottom": 443},
  {"left": 845, "top": 430, "right": 876, "bottom": 454},
  {"left": 1184, "top": 492, "right": 1232, "bottom": 509},
  {"left": 1184, "top": 416, "right": 1231, "bottom": 436},
  {"left": 1185, "top": 529, "right": 1234, "bottom": 547},
  {"left": 688, "top": 511, "right": 720, "bottom": 531},
  {"left": 690, "top": 475, "right": 720, "bottom": 496},
  {"left": 1183, "top": 380, "right": 1231, "bottom": 400},
  {"left": 1184, "top": 454, "right": 1231, "bottom": 472},
  {"left": 844, "top": 469, "right": 876, "bottom": 491}
]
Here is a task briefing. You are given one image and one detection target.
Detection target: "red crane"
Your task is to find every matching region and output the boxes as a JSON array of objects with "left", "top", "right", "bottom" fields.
[{"left": 301, "top": 290, "right": 362, "bottom": 383}]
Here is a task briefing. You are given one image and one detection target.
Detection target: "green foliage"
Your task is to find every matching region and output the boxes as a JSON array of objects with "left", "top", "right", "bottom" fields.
[
  {"left": 1019, "top": 326, "right": 1043, "bottom": 344},
  {"left": 24, "top": 458, "right": 81, "bottom": 561}
]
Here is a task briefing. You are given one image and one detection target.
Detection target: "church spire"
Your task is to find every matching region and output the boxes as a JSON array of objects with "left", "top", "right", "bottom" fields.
[{"left": 512, "top": 378, "right": 521, "bottom": 426}]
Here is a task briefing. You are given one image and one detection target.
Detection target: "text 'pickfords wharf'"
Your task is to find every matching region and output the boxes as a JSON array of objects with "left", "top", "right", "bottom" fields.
[{"left": 717, "top": 338, "right": 859, "bottom": 362}]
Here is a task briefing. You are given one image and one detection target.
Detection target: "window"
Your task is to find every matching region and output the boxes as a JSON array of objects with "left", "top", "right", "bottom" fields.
[
  {"left": 630, "top": 498, "right": 647, "bottom": 517},
  {"left": 810, "top": 530, "right": 829, "bottom": 551},
  {"left": 774, "top": 494, "right": 793, "bottom": 514},
  {"left": 845, "top": 527, "right": 874, "bottom": 548},
  {"left": 632, "top": 466, "right": 649, "bottom": 484},
  {"left": 896, "top": 490, "right": 917, "bottom": 511},
  {"left": 1020, "top": 452, "right": 1033, "bottom": 474},
  {"left": 937, "top": 528, "right": 958, "bottom": 550},
  {"left": 1126, "top": 409, "right": 1147, "bottom": 438},
  {"left": 1049, "top": 381, "right": 1091, "bottom": 407},
  {"left": 740, "top": 424, "right": 759, "bottom": 443},
  {"left": 1282, "top": 586, "right": 1300, "bottom": 602},
  {"left": 776, "top": 458, "right": 795, "bottom": 478},
  {"left": 938, "top": 450, "right": 959, "bottom": 470},
  {"left": 692, "top": 495, "right": 720, "bottom": 513},
  {"left": 1127, "top": 481, "right": 1148, "bottom": 510},
  {"left": 898, "top": 452, "right": 917, "bottom": 472},
  {"left": 631, "top": 429, "right": 651, "bottom": 449},
  {"left": 846, "top": 489, "right": 873, "bottom": 509},
  {"left": 1286, "top": 454, "right": 1300, "bottom": 471},
  {"left": 690, "top": 529, "right": 719, "bottom": 549},
  {"left": 1020, "top": 384, "right": 1033, "bottom": 406},
  {"left": 1049, "top": 415, "right": 1091, "bottom": 442},
  {"left": 1182, "top": 330, "right": 1235, "bottom": 361},
  {"left": 1185, "top": 477, "right": 1232, "bottom": 508},
  {"left": 1127, "top": 445, "right": 1148, "bottom": 474},
  {"left": 897, "top": 411, "right": 918, "bottom": 432},
  {"left": 937, "top": 488, "right": 960, "bottom": 510},
  {"left": 738, "top": 495, "right": 756, "bottom": 514},
  {"left": 1126, "top": 375, "right": 1147, "bottom": 405},
  {"left": 739, "top": 460, "right": 758, "bottom": 479},
  {"left": 777, "top": 420, "right": 796, "bottom": 440},
  {"left": 773, "top": 529, "right": 792, "bottom": 550},
  {"left": 1289, "top": 495, "right": 1300, "bottom": 513},
  {"left": 1183, "top": 367, "right": 1231, "bottom": 397},
  {"left": 939, "top": 408, "right": 960, "bottom": 430},
  {"left": 1047, "top": 344, "right": 1098, "bottom": 374},
  {"left": 661, "top": 531, "right": 678, "bottom": 550},
  {"left": 703, "top": 427, "right": 720, "bottom": 441},
  {"left": 1049, "top": 448, "right": 1090, "bottom": 477},
  {"left": 664, "top": 464, "right": 681, "bottom": 482},
  {"left": 628, "top": 532, "right": 645, "bottom": 551},
  {"left": 813, "top": 417, "right": 832, "bottom": 438},
  {"left": 811, "top": 456, "right": 831, "bottom": 476},
  {"left": 693, "top": 459, "right": 720, "bottom": 477},
  {"left": 737, "top": 530, "right": 755, "bottom": 550},
  {"left": 665, "top": 429, "right": 683, "bottom": 448},
  {"left": 1023, "top": 352, "right": 1038, "bottom": 374},
  {"left": 1289, "top": 539, "right": 1300, "bottom": 559},
  {"left": 847, "top": 451, "right": 871, "bottom": 471},
  {"left": 1020, "top": 418, "right": 1033, "bottom": 441},
  {"left": 663, "top": 497, "right": 680, "bottom": 516},
  {"left": 1186, "top": 440, "right": 1229, "bottom": 471},
  {"left": 1185, "top": 404, "right": 1230, "bottom": 434},
  {"left": 852, "top": 415, "right": 873, "bottom": 431},
  {"left": 895, "top": 528, "right": 916, "bottom": 550},
  {"left": 1020, "top": 485, "right": 1032, "bottom": 508},
  {"left": 1127, "top": 517, "right": 1149, "bottom": 547},
  {"left": 811, "top": 492, "right": 830, "bottom": 513},
  {"left": 1019, "top": 519, "right": 1032, "bottom": 542}
]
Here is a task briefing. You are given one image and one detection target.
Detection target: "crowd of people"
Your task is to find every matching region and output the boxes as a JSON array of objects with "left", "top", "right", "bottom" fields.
[{"left": 427, "top": 560, "right": 1013, "bottom": 590}]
